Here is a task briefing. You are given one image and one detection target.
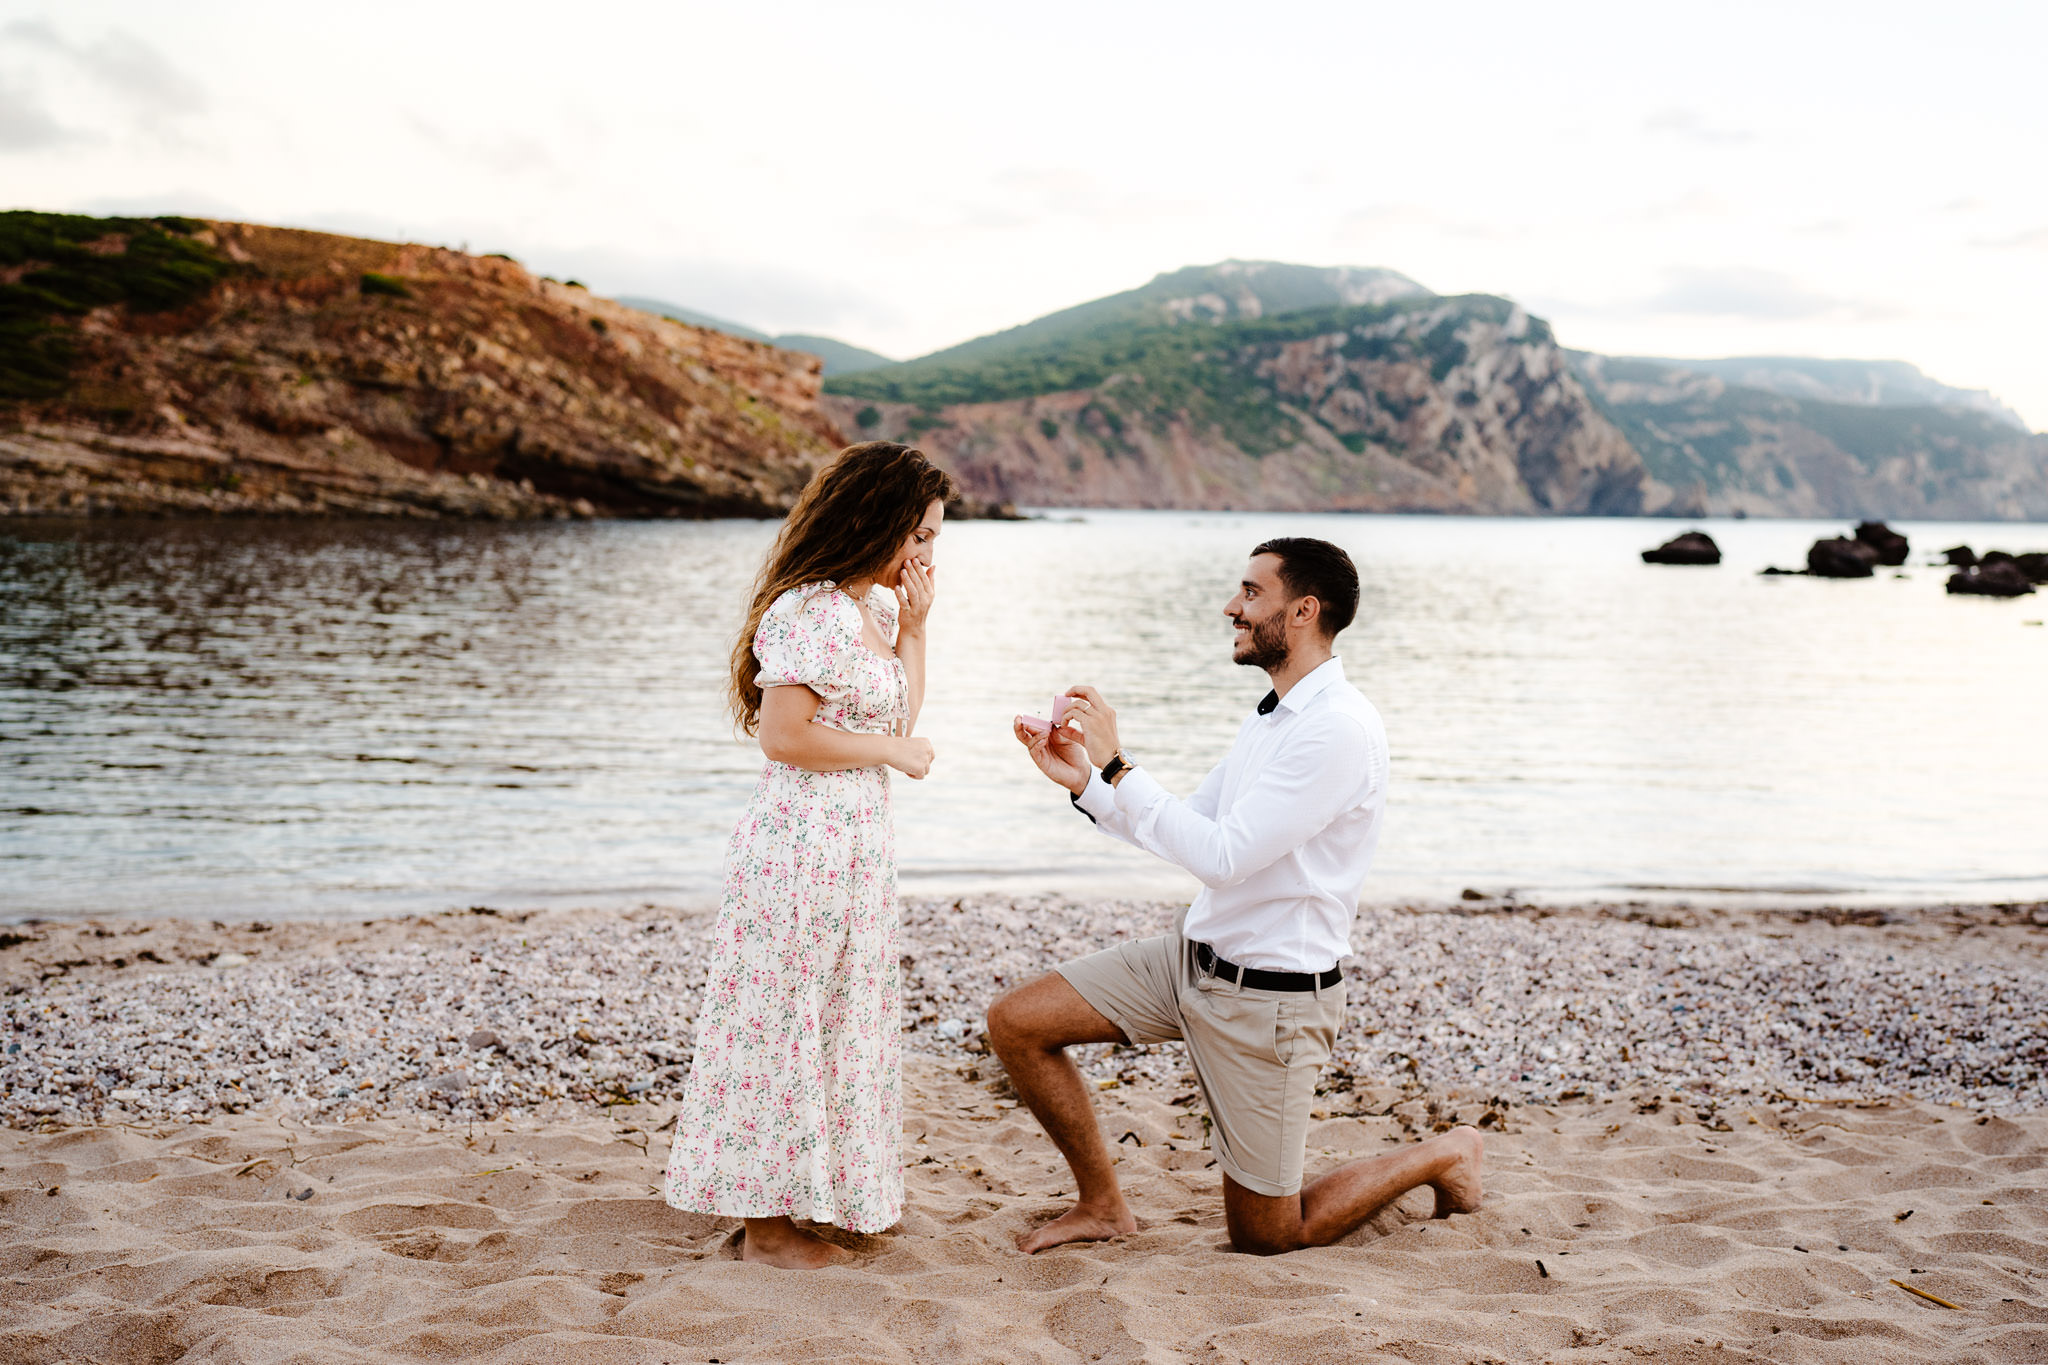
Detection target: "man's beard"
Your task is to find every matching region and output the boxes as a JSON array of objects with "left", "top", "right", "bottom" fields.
[{"left": 1231, "top": 612, "right": 1290, "bottom": 669}]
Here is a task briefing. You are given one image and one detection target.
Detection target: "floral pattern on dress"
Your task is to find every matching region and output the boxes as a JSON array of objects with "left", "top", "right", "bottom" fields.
[{"left": 664, "top": 582, "right": 909, "bottom": 1233}]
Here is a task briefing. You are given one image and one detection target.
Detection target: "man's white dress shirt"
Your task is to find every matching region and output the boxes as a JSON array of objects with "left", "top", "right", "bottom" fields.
[{"left": 1073, "top": 656, "right": 1388, "bottom": 973}]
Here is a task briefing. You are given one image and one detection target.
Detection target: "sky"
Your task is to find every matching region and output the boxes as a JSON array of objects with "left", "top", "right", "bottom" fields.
[{"left": 5, "top": 1, "right": 2046, "bottom": 428}]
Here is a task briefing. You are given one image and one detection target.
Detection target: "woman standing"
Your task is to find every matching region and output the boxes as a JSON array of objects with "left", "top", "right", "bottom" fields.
[{"left": 665, "top": 441, "right": 953, "bottom": 1269}]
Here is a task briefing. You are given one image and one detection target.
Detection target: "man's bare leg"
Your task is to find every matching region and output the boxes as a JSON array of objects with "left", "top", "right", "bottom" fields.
[
  {"left": 741, "top": 1215, "right": 852, "bottom": 1269},
  {"left": 1221, "top": 1126, "right": 1484, "bottom": 1255},
  {"left": 986, "top": 972, "right": 1141, "bottom": 1253}
]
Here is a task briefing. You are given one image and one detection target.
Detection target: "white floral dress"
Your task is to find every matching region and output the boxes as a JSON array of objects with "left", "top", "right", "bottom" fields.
[{"left": 664, "top": 582, "right": 908, "bottom": 1233}]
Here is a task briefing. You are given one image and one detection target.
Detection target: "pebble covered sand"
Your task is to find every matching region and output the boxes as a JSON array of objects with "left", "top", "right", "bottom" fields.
[{"left": 5, "top": 897, "right": 2045, "bottom": 1129}]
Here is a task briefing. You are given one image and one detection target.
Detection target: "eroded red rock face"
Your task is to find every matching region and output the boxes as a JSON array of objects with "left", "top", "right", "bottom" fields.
[
  {"left": 827, "top": 302, "right": 1649, "bottom": 515},
  {"left": 1, "top": 222, "right": 842, "bottom": 518}
]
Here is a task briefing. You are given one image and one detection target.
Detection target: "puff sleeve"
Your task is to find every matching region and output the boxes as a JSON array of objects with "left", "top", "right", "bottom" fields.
[{"left": 753, "top": 585, "right": 856, "bottom": 703}]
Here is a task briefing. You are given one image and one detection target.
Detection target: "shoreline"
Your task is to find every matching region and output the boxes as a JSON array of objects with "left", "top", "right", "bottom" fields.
[
  {"left": 11, "top": 888, "right": 2048, "bottom": 930},
  {"left": 5, "top": 896, "right": 2045, "bottom": 1131}
]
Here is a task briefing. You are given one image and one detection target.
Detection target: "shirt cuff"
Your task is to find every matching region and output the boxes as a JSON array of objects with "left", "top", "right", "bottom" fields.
[
  {"left": 1107, "top": 764, "right": 1167, "bottom": 816},
  {"left": 1074, "top": 770, "right": 1119, "bottom": 822}
]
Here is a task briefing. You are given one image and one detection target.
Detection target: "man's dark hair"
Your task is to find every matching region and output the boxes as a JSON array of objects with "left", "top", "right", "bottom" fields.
[{"left": 1250, "top": 537, "right": 1359, "bottom": 639}]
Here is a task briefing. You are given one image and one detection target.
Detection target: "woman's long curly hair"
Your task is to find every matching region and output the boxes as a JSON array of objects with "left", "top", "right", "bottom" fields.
[{"left": 728, "top": 442, "right": 955, "bottom": 734}]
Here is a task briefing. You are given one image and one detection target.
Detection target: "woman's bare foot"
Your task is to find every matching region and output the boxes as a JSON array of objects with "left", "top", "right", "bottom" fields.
[
  {"left": 740, "top": 1216, "right": 853, "bottom": 1269},
  {"left": 1428, "top": 1126, "right": 1485, "bottom": 1218},
  {"left": 1017, "top": 1200, "right": 1139, "bottom": 1254}
]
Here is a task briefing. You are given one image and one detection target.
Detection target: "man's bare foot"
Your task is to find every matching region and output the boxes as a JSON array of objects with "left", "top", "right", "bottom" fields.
[
  {"left": 1017, "top": 1201, "right": 1138, "bottom": 1254},
  {"left": 1428, "top": 1125, "right": 1484, "bottom": 1217},
  {"left": 739, "top": 1216, "right": 853, "bottom": 1269}
]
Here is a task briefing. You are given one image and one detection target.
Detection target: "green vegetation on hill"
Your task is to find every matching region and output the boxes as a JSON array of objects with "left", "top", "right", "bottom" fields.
[
  {"left": 903, "top": 261, "right": 1429, "bottom": 372},
  {"left": 771, "top": 333, "right": 895, "bottom": 376},
  {"left": 1, "top": 211, "right": 232, "bottom": 400},
  {"left": 1579, "top": 358, "right": 2026, "bottom": 496},
  {"left": 828, "top": 294, "right": 1518, "bottom": 453},
  {"left": 1625, "top": 355, "right": 2029, "bottom": 431}
]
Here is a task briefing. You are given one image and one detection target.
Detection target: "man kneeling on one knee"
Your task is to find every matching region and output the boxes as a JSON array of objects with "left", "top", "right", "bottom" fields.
[{"left": 991, "top": 537, "right": 1482, "bottom": 1255}]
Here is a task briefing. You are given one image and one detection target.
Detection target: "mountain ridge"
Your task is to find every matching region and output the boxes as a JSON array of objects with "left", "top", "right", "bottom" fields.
[
  {"left": 1569, "top": 352, "right": 2048, "bottom": 519},
  {"left": 811, "top": 262, "right": 2044, "bottom": 519},
  {"left": 825, "top": 292, "right": 1647, "bottom": 515},
  {"left": 7, "top": 219, "right": 2041, "bottom": 522},
  {"left": 1583, "top": 354, "right": 2028, "bottom": 433},
  {"left": 613, "top": 296, "right": 895, "bottom": 377}
]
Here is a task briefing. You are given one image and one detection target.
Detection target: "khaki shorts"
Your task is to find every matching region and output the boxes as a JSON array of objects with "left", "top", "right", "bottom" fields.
[{"left": 1055, "top": 913, "right": 1345, "bottom": 1197}]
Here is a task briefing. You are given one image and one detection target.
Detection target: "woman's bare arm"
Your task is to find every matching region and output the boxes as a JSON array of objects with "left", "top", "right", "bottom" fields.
[
  {"left": 897, "top": 630, "right": 927, "bottom": 735},
  {"left": 894, "top": 560, "right": 934, "bottom": 734},
  {"left": 759, "top": 684, "right": 933, "bottom": 778}
]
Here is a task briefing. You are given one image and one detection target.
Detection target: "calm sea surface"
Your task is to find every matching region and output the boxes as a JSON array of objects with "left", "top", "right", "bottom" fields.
[{"left": 3, "top": 512, "right": 2044, "bottom": 920}]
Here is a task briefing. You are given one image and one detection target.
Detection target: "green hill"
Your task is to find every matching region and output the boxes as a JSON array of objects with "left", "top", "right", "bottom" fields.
[
  {"left": 822, "top": 288, "right": 1642, "bottom": 516},
  {"left": 903, "top": 260, "right": 1429, "bottom": 372},
  {"left": 829, "top": 293, "right": 1526, "bottom": 456},
  {"left": 613, "top": 296, "right": 893, "bottom": 376}
]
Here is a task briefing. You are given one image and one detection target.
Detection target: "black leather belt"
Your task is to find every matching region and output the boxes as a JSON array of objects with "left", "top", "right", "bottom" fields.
[{"left": 1194, "top": 941, "right": 1342, "bottom": 992}]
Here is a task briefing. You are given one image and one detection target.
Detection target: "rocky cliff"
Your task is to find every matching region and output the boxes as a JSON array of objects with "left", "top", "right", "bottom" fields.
[
  {"left": 1607, "top": 355, "right": 2029, "bottom": 432},
  {"left": 0, "top": 214, "right": 843, "bottom": 518},
  {"left": 827, "top": 294, "right": 1651, "bottom": 514},
  {"left": 1572, "top": 353, "right": 2048, "bottom": 520}
]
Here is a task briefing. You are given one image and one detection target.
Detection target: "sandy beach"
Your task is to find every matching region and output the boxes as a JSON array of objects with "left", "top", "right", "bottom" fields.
[{"left": 5, "top": 899, "right": 2046, "bottom": 1363}]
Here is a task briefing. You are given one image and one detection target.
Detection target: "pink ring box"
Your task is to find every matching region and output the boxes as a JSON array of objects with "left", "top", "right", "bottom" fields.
[{"left": 1018, "top": 696, "right": 1072, "bottom": 734}]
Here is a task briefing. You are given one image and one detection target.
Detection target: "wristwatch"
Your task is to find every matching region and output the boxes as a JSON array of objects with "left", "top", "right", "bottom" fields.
[{"left": 1100, "top": 751, "right": 1132, "bottom": 784}]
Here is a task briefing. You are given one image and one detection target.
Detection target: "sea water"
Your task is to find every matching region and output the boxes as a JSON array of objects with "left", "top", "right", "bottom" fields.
[{"left": 2, "top": 511, "right": 2043, "bottom": 918}]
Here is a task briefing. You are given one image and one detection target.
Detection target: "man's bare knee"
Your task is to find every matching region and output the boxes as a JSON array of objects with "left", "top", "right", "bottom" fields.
[
  {"left": 1222, "top": 1178, "right": 1308, "bottom": 1255},
  {"left": 1229, "top": 1226, "right": 1305, "bottom": 1256},
  {"left": 985, "top": 989, "right": 1032, "bottom": 1055},
  {"left": 986, "top": 972, "right": 1125, "bottom": 1058}
]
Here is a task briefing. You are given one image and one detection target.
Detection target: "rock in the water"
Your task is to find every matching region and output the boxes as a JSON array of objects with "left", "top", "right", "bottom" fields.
[
  {"left": 1642, "top": 531, "right": 1721, "bottom": 565},
  {"left": 1943, "top": 544, "right": 1977, "bottom": 567},
  {"left": 1972, "top": 550, "right": 2048, "bottom": 585},
  {"left": 1854, "top": 521, "right": 1909, "bottom": 566},
  {"left": 1947, "top": 562, "right": 2036, "bottom": 597},
  {"left": 1807, "top": 538, "right": 1880, "bottom": 578}
]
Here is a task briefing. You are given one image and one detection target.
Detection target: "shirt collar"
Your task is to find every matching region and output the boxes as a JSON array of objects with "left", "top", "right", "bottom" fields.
[{"left": 1257, "top": 656, "right": 1345, "bottom": 716}]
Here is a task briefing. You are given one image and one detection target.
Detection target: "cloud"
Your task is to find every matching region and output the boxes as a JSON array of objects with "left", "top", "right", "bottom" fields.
[
  {"left": 979, "top": 165, "right": 1205, "bottom": 228},
  {"left": 3, "top": 20, "right": 205, "bottom": 120},
  {"left": 1978, "top": 226, "right": 2048, "bottom": 251},
  {"left": 403, "top": 113, "right": 559, "bottom": 178},
  {"left": 262, "top": 214, "right": 905, "bottom": 340},
  {"left": 1336, "top": 202, "right": 1510, "bottom": 241},
  {"left": 1638, "top": 191, "right": 1732, "bottom": 223},
  {"left": 75, "top": 189, "right": 244, "bottom": 219},
  {"left": 1639, "top": 266, "right": 1874, "bottom": 320},
  {"left": 1643, "top": 108, "right": 1753, "bottom": 144},
  {"left": 545, "top": 247, "right": 904, "bottom": 339},
  {"left": 0, "top": 79, "right": 73, "bottom": 150}
]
